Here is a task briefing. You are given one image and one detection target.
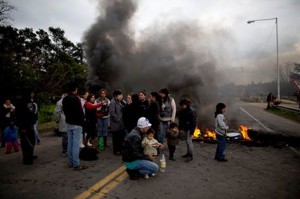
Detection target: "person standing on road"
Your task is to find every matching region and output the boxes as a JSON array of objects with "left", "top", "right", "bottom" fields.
[
  {"left": 53, "top": 92, "right": 68, "bottom": 155},
  {"left": 1, "top": 99, "right": 15, "bottom": 148},
  {"left": 121, "top": 117, "right": 159, "bottom": 180},
  {"left": 15, "top": 88, "right": 37, "bottom": 165},
  {"left": 85, "top": 94, "right": 104, "bottom": 149},
  {"left": 146, "top": 92, "right": 161, "bottom": 140},
  {"left": 95, "top": 89, "right": 110, "bottom": 148},
  {"left": 159, "top": 88, "right": 176, "bottom": 145},
  {"left": 214, "top": 103, "right": 229, "bottom": 162},
  {"left": 137, "top": 90, "right": 149, "bottom": 118},
  {"left": 3, "top": 120, "right": 19, "bottom": 154},
  {"left": 109, "top": 89, "right": 126, "bottom": 156},
  {"left": 266, "top": 93, "right": 272, "bottom": 109},
  {"left": 297, "top": 91, "right": 300, "bottom": 109},
  {"left": 80, "top": 90, "right": 89, "bottom": 147},
  {"left": 178, "top": 98, "right": 196, "bottom": 162},
  {"left": 123, "top": 93, "right": 140, "bottom": 134},
  {"left": 31, "top": 91, "right": 40, "bottom": 144},
  {"left": 166, "top": 122, "right": 179, "bottom": 161},
  {"left": 62, "top": 83, "right": 87, "bottom": 170}
]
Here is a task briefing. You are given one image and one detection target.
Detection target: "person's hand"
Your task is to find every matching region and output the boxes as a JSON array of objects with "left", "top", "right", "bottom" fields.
[
  {"left": 148, "top": 154, "right": 155, "bottom": 161},
  {"left": 158, "top": 143, "right": 164, "bottom": 149}
]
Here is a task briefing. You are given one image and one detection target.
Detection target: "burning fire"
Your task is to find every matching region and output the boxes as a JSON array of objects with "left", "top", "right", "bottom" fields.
[
  {"left": 239, "top": 125, "right": 251, "bottom": 141},
  {"left": 192, "top": 127, "right": 201, "bottom": 139},
  {"left": 192, "top": 127, "right": 216, "bottom": 140}
]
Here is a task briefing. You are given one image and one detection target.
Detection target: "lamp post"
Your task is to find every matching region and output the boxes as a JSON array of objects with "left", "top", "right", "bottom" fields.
[{"left": 247, "top": 17, "right": 280, "bottom": 101}]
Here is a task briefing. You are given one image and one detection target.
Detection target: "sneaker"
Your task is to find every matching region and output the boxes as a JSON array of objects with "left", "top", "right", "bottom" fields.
[
  {"left": 150, "top": 173, "right": 156, "bottom": 177},
  {"left": 144, "top": 174, "right": 149, "bottom": 179},
  {"left": 80, "top": 143, "right": 85, "bottom": 148},
  {"left": 87, "top": 141, "right": 92, "bottom": 147}
]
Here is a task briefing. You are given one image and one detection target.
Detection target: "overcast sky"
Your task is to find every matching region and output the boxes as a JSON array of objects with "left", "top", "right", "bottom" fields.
[{"left": 9, "top": 0, "right": 300, "bottom": 84}]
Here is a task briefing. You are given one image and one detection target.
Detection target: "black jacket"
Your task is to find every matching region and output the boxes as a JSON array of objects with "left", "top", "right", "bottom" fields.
[
  {"left": 121, "top": 127, "right": 149, "bottom": 162},
  {"left": 178, "top": 106, "right": 197, "bottom": 135},
  {"left": 62, "top": 94, "right": 84, "bottom": 126}
]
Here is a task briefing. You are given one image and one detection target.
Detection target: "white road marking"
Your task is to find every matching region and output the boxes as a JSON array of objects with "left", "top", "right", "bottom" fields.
[{"left": 240, "top": 107, "right": 273, "bottom": 132}]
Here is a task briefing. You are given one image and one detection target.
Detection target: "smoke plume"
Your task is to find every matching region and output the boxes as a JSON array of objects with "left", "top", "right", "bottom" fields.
[{"left": 84, "top": 0, "right": 231, "bottom": 128}]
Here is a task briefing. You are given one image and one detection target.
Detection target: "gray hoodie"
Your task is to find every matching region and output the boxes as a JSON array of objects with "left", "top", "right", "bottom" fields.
[{"left": 215, "top": 114, "right": 229, "bottom": 136}]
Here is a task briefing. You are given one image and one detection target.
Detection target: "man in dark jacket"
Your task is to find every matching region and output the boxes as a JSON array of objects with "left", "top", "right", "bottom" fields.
[
  {"left": 15, "top": 88, "right": 36, "bottom": 165},
  {"left": 121, "top": 117, "right": 159, "bottom": 180},
  {"left": 62, "top": 83, "right": 86, "bottom": 170}
]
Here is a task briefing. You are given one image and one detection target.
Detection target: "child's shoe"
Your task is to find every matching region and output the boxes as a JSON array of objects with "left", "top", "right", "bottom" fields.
[
  {"left": 150, "top": 173, "right": 156, "bottom": 177},
  {"left": 144, "top": 174, "right": 149, "bottom": 179}
]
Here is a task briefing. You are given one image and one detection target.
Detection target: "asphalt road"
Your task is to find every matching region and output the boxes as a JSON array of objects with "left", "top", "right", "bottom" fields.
[{"left": 0, "top": 100, "right": 299, "bottom": 199}]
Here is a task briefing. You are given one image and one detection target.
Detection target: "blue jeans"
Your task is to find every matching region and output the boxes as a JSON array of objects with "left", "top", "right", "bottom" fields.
[
  {"left": 185, "top": 130, "right": 193, "bottom": 154},
  {"left": 215, "top": 134, "right": 226, "bottom": 160},
  {"left": 159, "top": 121, "right": 170, "bottom": 144},
  {"left": 97, "top": 118, "right": 109, "bottom": 137},
  {"left": 67, "top": 124, "right": 82, "bottom": 167},
  {"left": 34, "top": 121, "right": 40, "bottom": 142},
  {"left": 126, "top": 160, "right": 159, "bottom": 175}
]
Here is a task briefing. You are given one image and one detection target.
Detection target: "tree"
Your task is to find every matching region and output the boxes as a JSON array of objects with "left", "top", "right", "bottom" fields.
[
  {"left": 0, "top": 0, "right": 15, "bottom": 25},
  {"left": 0, "top": 25, "right": 87, "bottom": 101}
]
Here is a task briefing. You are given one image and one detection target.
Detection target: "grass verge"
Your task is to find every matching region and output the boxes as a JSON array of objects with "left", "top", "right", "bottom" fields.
[{"left": 266, "top": 107, "right": 300, "bottom": 123}]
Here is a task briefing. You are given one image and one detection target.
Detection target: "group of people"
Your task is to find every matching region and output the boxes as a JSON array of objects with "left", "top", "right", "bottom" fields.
[
  {"left": 1, "top": 83, "right": 230, "bottom": 180},
  {"left": 52, "top": 82, "right": 201, "bottom": 172},
  {"left": 0, "top": 89, "right": 40, "bottom": 165}
]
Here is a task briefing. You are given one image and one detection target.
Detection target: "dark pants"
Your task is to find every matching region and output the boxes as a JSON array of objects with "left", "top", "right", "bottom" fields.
[
  {"left": 19, "top": 127, "right": 35, "bottom": 164},
  {"left": 215, "top": 134, "right": 226, "bottom": 160},
  {"left": 168, "top": 145, "right": 176, "bottom": 159},
  {"left": 86, "top": 121, "right": 97, "bottom": 140},
  {"left": 112, "top": 130, "right": 126, "bottom": 154}
]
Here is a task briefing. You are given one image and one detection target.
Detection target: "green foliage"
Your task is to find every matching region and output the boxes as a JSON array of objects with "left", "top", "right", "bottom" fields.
[
  {"left": 38, "top": 104, "right": 56, "bottom": 123},
  {"left": 0, "top": 25, "right": 87, "bottom": 101}
]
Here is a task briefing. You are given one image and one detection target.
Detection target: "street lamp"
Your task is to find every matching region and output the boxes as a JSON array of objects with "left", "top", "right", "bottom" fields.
[{"left": 247, "top": 17, "right": 280, "bottom": 101}]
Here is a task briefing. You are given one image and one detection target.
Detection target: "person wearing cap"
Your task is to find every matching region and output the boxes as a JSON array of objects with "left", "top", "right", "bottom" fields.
[{"left": 121, "top": 117, "right": 160, "bottom": 180}]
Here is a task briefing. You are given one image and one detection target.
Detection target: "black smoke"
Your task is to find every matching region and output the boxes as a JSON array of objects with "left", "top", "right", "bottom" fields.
[{"left": 83, "top": 0, "right": 230, "bottom": 128}]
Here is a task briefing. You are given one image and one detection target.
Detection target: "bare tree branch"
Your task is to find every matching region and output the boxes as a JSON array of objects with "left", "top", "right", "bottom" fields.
[{"left": 0, "top": 0, "right": 16, "bottom": 24}]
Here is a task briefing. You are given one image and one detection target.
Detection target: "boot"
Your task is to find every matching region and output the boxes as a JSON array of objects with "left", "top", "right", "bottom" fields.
[
  {"left": 185, "top": 154, "right": 193, "bottom": 162},
  {"left": 181, "top": 153, "right": 189, "bottom": 158},
  {"left": 104, "top": 136, "right": 109, "bottom": 147},
  {"left": 169, "top": 153, "right": 176, "bottom": 161}
]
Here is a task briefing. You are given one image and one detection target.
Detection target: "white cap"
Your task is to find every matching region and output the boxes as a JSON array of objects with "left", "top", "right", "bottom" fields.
[{"left": 137, "top": 117, "right": 152, "bottom": 128}]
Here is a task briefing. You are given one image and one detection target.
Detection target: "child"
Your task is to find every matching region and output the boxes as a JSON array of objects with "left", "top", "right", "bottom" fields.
[
  {"left": 166, "top": 122, "right": 179, "bottom": 161},
  {"left": 141, "top": 128, "right": 161, "bottom": 179},
  {"left": 178, "top": 98, "right": 196, "bottom": 162},
  {"left": 3, "top": 121, "right": 19, "bottom": 154},
  {"left": 214, "top": 103, "right": 229, "bottom": 162},
  {"left": 142, "top": 128, "right": 161, "bottom": 157}
]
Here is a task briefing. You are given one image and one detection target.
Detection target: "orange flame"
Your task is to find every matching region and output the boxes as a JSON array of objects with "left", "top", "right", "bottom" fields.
[
  {"left": 239, "top": 125, "right": 251, "bottom": 141},
  {"left": 203, "top": 128, "right": 217, "bottom": 140},
  {"left": 192, "top": 127, "right": 201, "bottom": 139},
  {"left": 192, "top": 127, "right": 216, "bottom": 140}
]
